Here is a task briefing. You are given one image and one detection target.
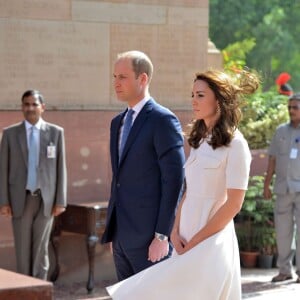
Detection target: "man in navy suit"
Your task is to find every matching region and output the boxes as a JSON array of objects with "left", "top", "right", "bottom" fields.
[{"left": 101, "top": 50, "right": 185, "bottom": 280}]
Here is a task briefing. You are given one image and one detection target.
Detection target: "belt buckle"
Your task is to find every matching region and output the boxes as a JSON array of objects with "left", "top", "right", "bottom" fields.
[
  {"left": 27, "top": 189, "right": 40, "bottom": 196},
  {"left": 33, "top": 189, "right": 40, "bottom": 196}
]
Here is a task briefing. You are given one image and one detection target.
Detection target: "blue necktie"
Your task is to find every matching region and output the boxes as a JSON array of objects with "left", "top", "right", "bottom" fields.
[
  {"left": 27, "top": 126, "right": 38, "bottom": 192},
  {"left": 119, "top": 109, "right": 134, "bottom": 160}
]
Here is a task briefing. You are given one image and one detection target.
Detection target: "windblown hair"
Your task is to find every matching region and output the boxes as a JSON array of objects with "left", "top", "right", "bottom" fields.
[
  {"left": 117, "top": 50, "right": 153, "bottom": 83},
  {"left": 187, "top": 69, "right": 260, "bottom": 149}
]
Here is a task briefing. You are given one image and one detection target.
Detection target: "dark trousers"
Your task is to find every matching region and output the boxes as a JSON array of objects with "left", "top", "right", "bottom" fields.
[{"left": 112, "top": 238, "right": 172, "bottom": 281}]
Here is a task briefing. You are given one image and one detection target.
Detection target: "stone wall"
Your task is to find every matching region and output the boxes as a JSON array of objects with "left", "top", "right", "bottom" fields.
[
  {"left": 0, "top": 0, "right": 222, "bottom": 281},
  {"left": 0, "top": 0, "right": 220, "bottom": 110}
]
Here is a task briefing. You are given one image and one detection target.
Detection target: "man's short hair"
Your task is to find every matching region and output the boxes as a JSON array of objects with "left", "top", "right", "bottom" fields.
[
  {"left": 21, "top": 90, "right": 45, "bottom": 104},
  {"left": 117, "top": 50, "right": 153, "bottom": 83}
]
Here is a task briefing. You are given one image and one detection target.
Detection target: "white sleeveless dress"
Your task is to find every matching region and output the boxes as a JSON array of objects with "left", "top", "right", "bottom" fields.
[{"left": 107, "top": 131, "right": 251, "bottom": 300}]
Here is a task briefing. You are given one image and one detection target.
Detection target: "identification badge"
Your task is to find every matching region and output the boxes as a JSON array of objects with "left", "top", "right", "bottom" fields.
[
  {"left": 290, "top": 148, "right": 298, "bottom": 159},
  {"left": 47, "top": 144, "right": 56, "bottom": 158}
]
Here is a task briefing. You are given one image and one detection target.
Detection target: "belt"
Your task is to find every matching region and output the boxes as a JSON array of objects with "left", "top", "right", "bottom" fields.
[{"left": 26, "top": 189, "right": 41, "bottom": 197}]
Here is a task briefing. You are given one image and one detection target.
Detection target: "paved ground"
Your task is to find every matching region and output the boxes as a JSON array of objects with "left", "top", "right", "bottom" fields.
[
  {"left": 53, "top": 281, "right": 111, "bottom": 300},
  {"left": 242, "top": 268, "right": 300, "bottom": 299},
  {"left": 53, "top": 268, "right": 300, "bottom": 299}
]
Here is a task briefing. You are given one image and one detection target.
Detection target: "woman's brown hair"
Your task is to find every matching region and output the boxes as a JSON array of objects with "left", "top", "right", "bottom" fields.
[{"left": 187, "top": 69, "right": 259, "bottom": 149}]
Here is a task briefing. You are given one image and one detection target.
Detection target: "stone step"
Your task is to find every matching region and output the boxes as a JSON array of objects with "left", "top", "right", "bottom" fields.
[{"left": 0, "top": 268, "right": 53, "bottom": 300}]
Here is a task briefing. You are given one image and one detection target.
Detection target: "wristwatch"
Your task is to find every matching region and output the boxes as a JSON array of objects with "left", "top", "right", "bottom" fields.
[{"left": 155, "top": 232, "right": 168, "bottom": 241}]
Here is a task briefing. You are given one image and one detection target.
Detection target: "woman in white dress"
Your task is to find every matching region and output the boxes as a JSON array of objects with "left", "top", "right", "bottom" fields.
[{"left": 106, "top": 69, "right": 260, "bottom": 299}]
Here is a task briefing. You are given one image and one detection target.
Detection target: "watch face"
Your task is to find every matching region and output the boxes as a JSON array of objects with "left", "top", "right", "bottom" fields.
[
  {"left": 155, "top": 233, "right": 168, "bottom": 241},
  {"left": 158, "top": 235, "right": 164, "bottom": 241}
]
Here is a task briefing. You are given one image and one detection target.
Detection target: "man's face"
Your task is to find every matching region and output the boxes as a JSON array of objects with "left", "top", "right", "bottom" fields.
[
  {"left": 22, "top": 94, "right": 45, "bottom": 125},
  {"left": 288, "top": 99, "right": 300, "bottom": 124},
  {"left": 113, "top": 58, "right": 143, "bottom": 105}
]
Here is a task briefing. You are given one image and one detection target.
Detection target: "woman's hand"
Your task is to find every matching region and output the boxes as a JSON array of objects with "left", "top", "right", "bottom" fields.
[{"left": 170, "top": 228, "right": 187, "bottom": 254}]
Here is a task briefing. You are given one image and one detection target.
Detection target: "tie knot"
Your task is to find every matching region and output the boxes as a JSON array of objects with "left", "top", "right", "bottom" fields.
[{"left": 127, "top": 109, "right": 134, "bottom": 117}]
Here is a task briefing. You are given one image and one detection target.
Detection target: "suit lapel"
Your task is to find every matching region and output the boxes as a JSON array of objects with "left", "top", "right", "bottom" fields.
[
  {"left": 18, "top": 122, "right": 28, "bottom": 167},
  {"left": 119, "top": 99, "right": 154, "bottom": 165},
  {"left": 40, "top": 121, "right": 50, "bottom": 164},
  {"left": 111, "top": 113, "right": 125, "bottom": 173}
]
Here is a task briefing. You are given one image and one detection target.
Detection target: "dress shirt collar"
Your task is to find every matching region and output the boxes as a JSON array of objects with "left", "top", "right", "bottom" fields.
[
  {"left": 289, "top": 121, "right": 300, "bottom": 129},
  {"left": 129, "top": 95, "right": 150, "bottom": 119},
  {"left": 25, "top": 118, "right": 43, "bottom": 131}
]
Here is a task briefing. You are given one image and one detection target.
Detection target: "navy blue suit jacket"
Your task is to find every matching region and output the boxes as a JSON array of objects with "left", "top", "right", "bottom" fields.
[{"left": 102, "top": 99, "right": 185, "bottom": 250}]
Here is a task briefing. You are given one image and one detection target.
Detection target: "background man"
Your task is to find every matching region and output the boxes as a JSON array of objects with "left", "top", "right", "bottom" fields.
[
  {"left": 264, "top": 93, "right": 300, "bottom": 283},
  {"left": 0, "top": 89, "right": 67, "bottom": 280},
  {"left": 101, "top": 50, "right": 185, "bottom": 280}
]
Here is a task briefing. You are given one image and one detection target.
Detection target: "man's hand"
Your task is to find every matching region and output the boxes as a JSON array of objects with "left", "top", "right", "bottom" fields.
[
  {"left": 263, "top": 184, "right": 272, "bottom": 199},
  {"left": 52, "top": 205, "right": 66, "bottom": 217},
  {"left": 148, "top": 238, "right": 169, "bottom": 263},
  {"left": 0, "top": 205, "right": 12, "bottom": 217}
]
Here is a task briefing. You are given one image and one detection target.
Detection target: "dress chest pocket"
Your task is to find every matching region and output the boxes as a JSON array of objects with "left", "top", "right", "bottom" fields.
[
  {"left": 186, "top": 155, "right": 223, "bottom": 197},
  {"left": 188, "top": 156, "right": 222, "bottom": 180}
]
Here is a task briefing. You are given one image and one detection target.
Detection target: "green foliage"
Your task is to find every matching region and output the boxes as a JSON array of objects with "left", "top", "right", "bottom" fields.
[
  {"left": 257, "top": 226, "right": 276, "bottom": 255},
  {"left": 210, "top": 0, "right": 300, "bottom": 90},
  {"left": 236, "top": 176, "right": 276, "bottom": 253},
  {"left": 219, "top": 33, "right": 289, "bottom": 150},
  {"left": 239, "top": 90, "right": 289, "bottom": 149},
  {"left": 239, "top": 176, "right": 271, "bottom": 223},
  {"left": 223, "top": 39, "right": 256, "bottom": 72}
]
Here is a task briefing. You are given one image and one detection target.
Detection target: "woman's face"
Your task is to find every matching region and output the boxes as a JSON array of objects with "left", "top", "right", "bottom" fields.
[{"left": 191, "top": 79, "right": 219, "bottom": 128}]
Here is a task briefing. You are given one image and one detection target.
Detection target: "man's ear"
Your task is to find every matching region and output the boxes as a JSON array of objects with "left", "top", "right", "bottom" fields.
[
  {"left": 41, "top": 103, "right": 46, "bottom": 112},
  {"left": 140, "top": 72, "right": 149, "bottom": 86}
]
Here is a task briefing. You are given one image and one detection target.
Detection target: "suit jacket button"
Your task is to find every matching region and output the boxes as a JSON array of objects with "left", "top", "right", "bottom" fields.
[{"left": 117, "top": 183, "right": 121, "bottom": 188}]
